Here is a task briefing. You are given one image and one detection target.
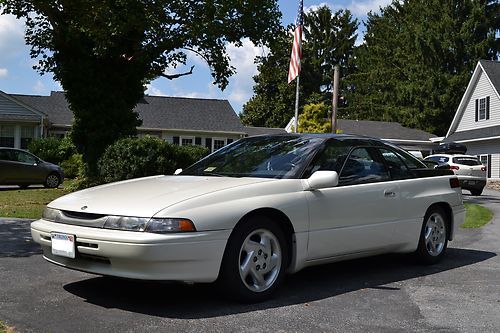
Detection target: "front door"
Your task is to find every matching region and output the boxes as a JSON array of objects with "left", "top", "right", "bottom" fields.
[{"left": 305, "top": 146, "right": 401, "bottom": 260}]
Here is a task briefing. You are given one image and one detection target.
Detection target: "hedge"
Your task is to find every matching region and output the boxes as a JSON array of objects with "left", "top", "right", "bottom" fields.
[{"left": 98, "top": 136, "right": 209, "bottom": 183}]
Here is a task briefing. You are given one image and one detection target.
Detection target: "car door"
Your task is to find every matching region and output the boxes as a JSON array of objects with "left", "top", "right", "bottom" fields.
[
  {"left": 306, "top": 144, "right": 401, "bottom": 260},
  {"left": 10, "top": 150, "right": 45, "bottom": 183}
]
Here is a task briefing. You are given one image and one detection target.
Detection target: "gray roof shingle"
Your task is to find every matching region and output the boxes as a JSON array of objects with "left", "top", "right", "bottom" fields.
[
  {"left": 12, "top": 91, "right": 245, "bottom": 133},
  {"left": 444, "top": 125, "right": 500, "bottom": 142},
  {"left": 337, "top": 119, "right": 436, "bottom": 141},
  {"left": 480, "top": 60, "right": 500, "bottom": 93},
  {"left": 244, "top": 126, "right": 287, "bottom": 136}
]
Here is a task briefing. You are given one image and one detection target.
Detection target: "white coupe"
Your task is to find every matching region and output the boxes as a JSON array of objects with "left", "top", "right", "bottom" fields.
[{"left": 31, "top": 134, "right": 465, "bottom": 302}]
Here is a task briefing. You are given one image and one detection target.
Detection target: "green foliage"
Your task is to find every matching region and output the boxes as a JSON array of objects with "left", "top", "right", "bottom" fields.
[
  {"left": 97, "top": 136, "right": 209, "bottom": 183},
  {"left": 60, "top": 154, "right": 85, "bottom": 179},
  {"left": 298, "top": 103, "right": 332, "bottom": 133},
  {"left": 241, "top": 6, "right": 358, "bottom": 128},
  {"left": 344, "top": 0, "right": 499, "bottom": 136},
  {"left": 2, "top": 0, "right": 281, "bottom": 176},
  {"left": 462, "top": 203, "right": 493, "bottom": 228},
  {"left": 28, "top": 136, "right": 76, "bottom": 165}
]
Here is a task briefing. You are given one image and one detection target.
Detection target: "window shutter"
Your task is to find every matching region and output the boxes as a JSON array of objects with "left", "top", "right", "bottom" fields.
[
  {"left": 195, "top": 137, "right": 202, "bottom": 145},
  {"left": 205, "top": 138, "right": 212, "bottom": 150},
  {"left": 488, "top": 155, "right": 491, "bottom": 178},
  {"left": 475, "top": 99, "right": 478, "bottom": 122},
  {"left": 173, "top": 136, "right": 179, "bottom": 145},
  {"left": 486, "top": 96, "right": 490, "bottom": 120},
  {"left": 227, "top": 138, "right": 234, "bottom": 144}
]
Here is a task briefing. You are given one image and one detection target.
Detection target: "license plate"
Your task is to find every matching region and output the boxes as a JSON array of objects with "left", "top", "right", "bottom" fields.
[{"left": 51, "top": 233, "right": 76, "bottom": 259}]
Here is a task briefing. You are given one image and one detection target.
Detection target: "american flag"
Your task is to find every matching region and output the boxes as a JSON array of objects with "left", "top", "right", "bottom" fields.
[{"left": 288, "top": 0, "right": 304, "bottom": 84}]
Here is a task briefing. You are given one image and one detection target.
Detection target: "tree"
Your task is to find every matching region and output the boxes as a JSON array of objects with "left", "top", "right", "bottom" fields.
[
  {"left": 344, "top": 0, "right": 499, "bottom": 136},
  {"left": 241, "top": 6, "right": 358, "bottom": 128},
  {"left": 1, "top": 0, "right": 281, "bottom": 176},
  {"left": 298, "top": 102, "right": 331, "bottom": 133}
]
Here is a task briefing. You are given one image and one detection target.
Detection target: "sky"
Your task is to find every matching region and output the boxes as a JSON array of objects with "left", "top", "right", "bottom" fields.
[{"left": 0, "top": 0, "right": 392, "bottom": 114}]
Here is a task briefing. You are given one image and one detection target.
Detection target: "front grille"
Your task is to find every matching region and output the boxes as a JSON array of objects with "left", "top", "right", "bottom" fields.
[{"left": 62, "top": 210, "right": 106, "bottom": 220}]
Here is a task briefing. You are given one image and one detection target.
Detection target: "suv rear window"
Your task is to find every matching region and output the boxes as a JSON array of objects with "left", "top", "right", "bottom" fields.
[{"left": 452, "top": 157, "right": 481, "bottom": 166}]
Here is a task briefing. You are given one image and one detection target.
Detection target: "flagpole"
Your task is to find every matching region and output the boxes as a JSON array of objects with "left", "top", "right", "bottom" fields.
[{"left": 294, "top": 75, "right": 300, "bottom": 133}]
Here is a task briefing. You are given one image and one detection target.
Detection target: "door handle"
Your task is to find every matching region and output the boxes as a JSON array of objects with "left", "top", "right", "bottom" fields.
[{"left": 384, "top": 190, "right": 396, "bottom": 197}]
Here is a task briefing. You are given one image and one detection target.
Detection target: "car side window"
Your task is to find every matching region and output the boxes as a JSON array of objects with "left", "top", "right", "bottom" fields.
[
  {"left": 13, "top": 151, "right": 37, "bottom": 164},
  {"left": 0, "top": 149, "right": 13, "bottom": 161},
  {"left": 338, "top": 148, "right": 390, "bottom": 186},
  {"left": 379, "top": 149, "right": 411, "bottom": 179},
  {"left": 302, "top": 139, "right": 352, "bottom": 178}
]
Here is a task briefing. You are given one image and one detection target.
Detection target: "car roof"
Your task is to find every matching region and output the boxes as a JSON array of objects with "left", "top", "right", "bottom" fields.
[
  {"left": 426, "top": 154, "right": 478, "bottom": 159},
  {"left": 249, "top": 133, "right": 389, "bottom": 146}
]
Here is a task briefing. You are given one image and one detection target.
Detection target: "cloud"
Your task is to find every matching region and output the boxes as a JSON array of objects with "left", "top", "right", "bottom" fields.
[
  {"left": 0, "top": 68, "right": 7, "bottom": 78},
  {"left": 145, "top": 84, "right": 166, "bottom": 96},
  {"left": 32, "top": 80, "right": 46, "bottom": 94},
  {"left": 305, "top": 0, "right": 392, "bottom": 17},
  {"left": 0, "top": 14, "right": 27, "bottom": 61},
  {"left": 225, "top": 38, "right": 267, "bottom": 111},
  {"left": 347, "top": 0, "right": 393, "bottom": 16}
]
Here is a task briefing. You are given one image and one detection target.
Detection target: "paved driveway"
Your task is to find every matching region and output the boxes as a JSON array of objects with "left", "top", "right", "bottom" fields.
[{"left": 0, "top": 190, "right": 499, "bottom": 333}]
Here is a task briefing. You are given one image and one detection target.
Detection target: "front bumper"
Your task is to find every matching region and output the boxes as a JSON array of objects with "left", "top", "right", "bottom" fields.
[{"left": 31, "top": 219, "right": 231, "bottom": 283}]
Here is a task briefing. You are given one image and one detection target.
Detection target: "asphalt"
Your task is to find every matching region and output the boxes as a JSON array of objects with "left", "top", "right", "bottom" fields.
[{"left": 0, "top": 189, "right": 499, "bottom": 333}]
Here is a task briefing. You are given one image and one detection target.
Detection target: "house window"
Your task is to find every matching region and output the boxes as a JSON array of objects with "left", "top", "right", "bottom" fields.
[
  {"left": 478, "top": 97, "right": 487, "bottom": 120},
  {"left": 181, "top": 137, "right": 194, "bottom": 146},
  {"left": 0, "top": 125, "right": 15, "bottom": 147},
  {"left": 20, "top": 126, "right": 35, "bottom": 149},
  {"left": 213, "top": 138, "right": 226, "bottom": 151}
]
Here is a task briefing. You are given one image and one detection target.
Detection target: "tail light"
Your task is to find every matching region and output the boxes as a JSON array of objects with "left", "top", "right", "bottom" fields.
[
  {"left": 481, "top": 166, "right": 487, "bottom": 172},
  {"left": 450, "top": 165, "right": 460, "bottom": 170},
  {"left": 449, "top": 177, "right": 460, "bottom": 188}
]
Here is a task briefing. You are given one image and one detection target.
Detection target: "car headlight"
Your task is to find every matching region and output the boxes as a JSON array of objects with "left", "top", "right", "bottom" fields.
[
  {"left": 103, "top": 216, "right": 148, "bottom": 232},
  {"left": 145, "top": 218, "right": 196, "bottom": 233},
  {"left": 42, "top": 207, "right": 63, "bottom": 222},
  {"left": 103, "top": 216, "right": 196, "bottom": 233}
]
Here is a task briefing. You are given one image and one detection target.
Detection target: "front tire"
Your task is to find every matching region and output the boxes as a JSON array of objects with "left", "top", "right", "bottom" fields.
[
  {"left": 415, "top": 206, "right": 449, "bottom": 264},
  {"left": 44, "top": 173, "right": 61, "bottom": 188},
  {"left": 219, "top": 216, "right": 288, "bottom": 303}
]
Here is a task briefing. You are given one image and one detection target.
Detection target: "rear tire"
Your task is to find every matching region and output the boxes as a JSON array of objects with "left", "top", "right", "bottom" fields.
[
  {"left": 415, "top": 206, "right": 449, "bottom": 264},
  {"left": 218, "top": 215, "right": 288, "bottom": 303},
  {"left": 470, "top": 189, "right": 483, "bottom": 196},
  {"left": 44, "top": 173, "right": 61, "bottom": 188}
]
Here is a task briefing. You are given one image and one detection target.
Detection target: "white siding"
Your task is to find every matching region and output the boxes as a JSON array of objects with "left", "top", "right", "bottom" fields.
[
  {"left": 465, "top": 140, "right": 500, "bottom": 179},
  {"left": 456, "top": 71, "right": 500, "bottom": 132}
]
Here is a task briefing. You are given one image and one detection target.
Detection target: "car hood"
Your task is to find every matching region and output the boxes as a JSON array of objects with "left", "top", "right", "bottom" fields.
[{"left": 49, "top": 175, "right": 275, "bottom": 217}]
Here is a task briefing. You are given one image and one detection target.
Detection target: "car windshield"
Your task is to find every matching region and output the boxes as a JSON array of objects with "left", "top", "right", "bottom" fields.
[
  {"left": 453, "top": 157, "right": 481, "bottom": 166},
  {"left": 180, "top": 136, "right": 324, "bottom": 179}
]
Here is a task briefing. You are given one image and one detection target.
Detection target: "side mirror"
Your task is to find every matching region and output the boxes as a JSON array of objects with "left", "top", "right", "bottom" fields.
[
  {"left": 174, "top": 168, "right": 183, "bottom": 175},
  {"left": 305, "top": 170, "right": 339, "bottom": 191}
]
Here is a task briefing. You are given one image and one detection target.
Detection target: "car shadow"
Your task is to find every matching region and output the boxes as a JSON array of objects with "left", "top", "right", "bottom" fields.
[
  {"left": 463, "top": 192, "right": 500, "bottom": 205},
  {"left": 0, "top": 219, "right": 41, "bottom": 257},
  {"left": 63, "top": 248, "right": 495, "bottom": 319},
  {"left": 0, "top": 185, "right": 45, "bottom": 191}
]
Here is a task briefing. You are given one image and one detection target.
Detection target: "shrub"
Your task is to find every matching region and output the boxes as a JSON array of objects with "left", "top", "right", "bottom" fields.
[
  {"left": 97, "top": 136, "right": 209, "bottom": 183},
  {"left": 60, "top": 154, "right": 85, "bottom": 179},
  {"left": 28, "top": 136, "right": 77, "bottom": 165}
]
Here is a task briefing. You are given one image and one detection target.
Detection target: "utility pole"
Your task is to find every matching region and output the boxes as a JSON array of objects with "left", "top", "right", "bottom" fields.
[{"left": 331, "top": 65, "right": 339, "bottom": 134}]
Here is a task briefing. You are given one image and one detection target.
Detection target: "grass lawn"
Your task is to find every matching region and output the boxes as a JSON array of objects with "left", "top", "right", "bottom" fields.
[
  {"left": 0, "top": 180, "right": 75, "bottom": 219},
  {"left": 462, "top": 202, "right": 493, "bottom": 228}
]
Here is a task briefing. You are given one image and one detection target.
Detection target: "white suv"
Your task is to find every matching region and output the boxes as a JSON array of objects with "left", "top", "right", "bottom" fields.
[{"left": 424, "top": 154, "right": 486, "bottom": 196}]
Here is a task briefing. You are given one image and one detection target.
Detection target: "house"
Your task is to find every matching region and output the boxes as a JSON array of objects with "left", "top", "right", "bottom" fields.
[
  {"left": 445, "top": 60, "right": 500, "bottom": 179},
  {"left": 0, "top": 90, "right": 247, "bottom": 152}
]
